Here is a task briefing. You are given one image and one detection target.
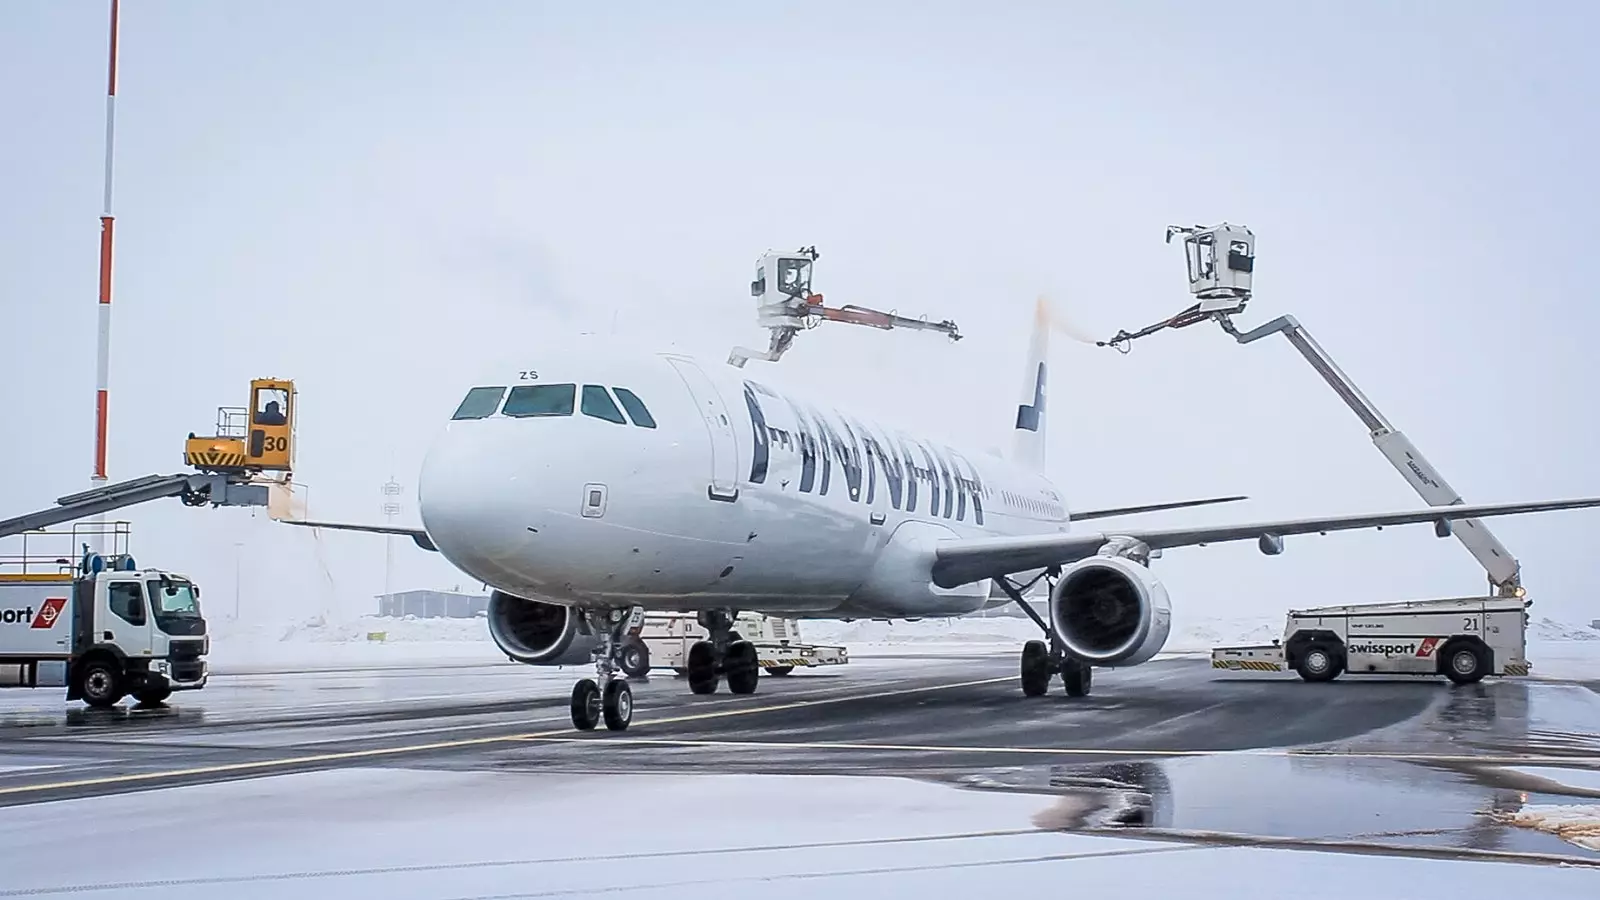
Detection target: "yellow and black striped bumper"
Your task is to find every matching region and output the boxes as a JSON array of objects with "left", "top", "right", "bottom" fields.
[{"left": 1213, "top": 659, "right": 1284, "bottom": 672}]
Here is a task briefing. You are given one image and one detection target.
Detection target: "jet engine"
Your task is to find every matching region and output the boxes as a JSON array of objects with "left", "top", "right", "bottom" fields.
[
  {"left": 486, "top": 590, "right": 602, "bottom": 666},
  {"left": 1047, "top": 555, "right": 1172, "bottom": 667}
]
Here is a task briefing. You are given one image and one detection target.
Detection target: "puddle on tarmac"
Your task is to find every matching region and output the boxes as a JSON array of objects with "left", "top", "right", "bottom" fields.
[{"left": 949, "top": 752, "right": 1600, "bottom": 859}]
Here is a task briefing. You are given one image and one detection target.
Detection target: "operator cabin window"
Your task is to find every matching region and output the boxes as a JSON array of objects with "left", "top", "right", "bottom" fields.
[
  {"left": 502, "top": 384, "right": 576, "bottom": 417},
  {"left": 108, "top": 582, "right": 145, "bottom": 626},
  {"left": 580, "top": 385, "right": 627, "bottom": 424},
  {"left": 611, "top": 388, "right": 657, "bottom": 428},
  {"left": 451, "top": 386, "right": 506, "bottom": 420},
  {"left": 254, "top": 386, "right": 289, "bottom": 426}
]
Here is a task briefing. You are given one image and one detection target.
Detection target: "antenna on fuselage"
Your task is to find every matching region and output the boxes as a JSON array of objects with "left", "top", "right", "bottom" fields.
[{"left": 727, "top": 246, "right": 963, "bottom": 367}]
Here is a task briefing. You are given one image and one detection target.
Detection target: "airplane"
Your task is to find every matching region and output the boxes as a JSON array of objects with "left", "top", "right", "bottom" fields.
[{"left": 287, "top": 297, "right": 1600, "bottom": 732}]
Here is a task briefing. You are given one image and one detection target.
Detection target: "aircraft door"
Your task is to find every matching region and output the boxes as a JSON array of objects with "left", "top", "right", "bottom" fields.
[{"left": 665, "top": 356, "right": 740, "bottom": 502}]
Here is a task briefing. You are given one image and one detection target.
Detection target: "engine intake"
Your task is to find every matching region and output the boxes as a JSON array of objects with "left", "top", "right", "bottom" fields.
[
  {"left": 1048, "top": 555, "right": 1172, "bottom": 666},
  {"left": 486, "top": 590, "right": 601, "bottom": 666}
]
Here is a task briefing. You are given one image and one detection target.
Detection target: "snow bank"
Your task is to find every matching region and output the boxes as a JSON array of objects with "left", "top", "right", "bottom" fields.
[{"left": 1494, "top": 805, "right": 1600, "bottom": 851}]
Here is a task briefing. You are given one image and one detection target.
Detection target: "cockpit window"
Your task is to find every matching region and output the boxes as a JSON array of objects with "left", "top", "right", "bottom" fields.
[
  {"left": 611, "top": 388, "right": 656, "bottom": 428},
  {"left": 580, "top": 385, "right": 627, "bottom": 424},
  {"left": 502, "top": 384, "right": 576, "bottom": 417},
  {"left": 451, "top": 386, "right": 506, "bottom": 420}
]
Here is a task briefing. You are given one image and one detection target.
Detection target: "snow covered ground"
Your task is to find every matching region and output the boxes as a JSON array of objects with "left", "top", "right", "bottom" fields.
[{"left": 198, "top": 609, "right": 1600, "bottom": 679}]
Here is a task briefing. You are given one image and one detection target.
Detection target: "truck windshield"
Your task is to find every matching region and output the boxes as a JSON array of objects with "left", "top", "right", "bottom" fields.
[{"left": 149, "top": 580, "right": 201, "bottom": 617}]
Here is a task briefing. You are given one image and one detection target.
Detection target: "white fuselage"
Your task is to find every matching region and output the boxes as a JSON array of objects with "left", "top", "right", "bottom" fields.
[{"left": 418, "top": 348, "right": 1069, "bottom": 619}]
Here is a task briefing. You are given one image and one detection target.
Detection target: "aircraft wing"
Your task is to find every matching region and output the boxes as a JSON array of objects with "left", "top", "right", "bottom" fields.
[
  {"left": 278, "top": 518, "right": 438, "bottom": 552},
  {"left": 930, "top": 496, "right": 1600, "bottom": 589},
  {"left": 1071, "top": 495, "right": 1248, "bottom": 521}
]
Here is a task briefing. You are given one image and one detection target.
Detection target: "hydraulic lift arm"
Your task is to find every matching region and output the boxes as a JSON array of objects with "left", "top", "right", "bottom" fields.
[
  {"left": 728, "top": 247, "right": 961, "bottom": 367},
  {"left": 1220, "top": 313, "right": 1523, "bottom": 596},
  {"left": 1101, "top": 223, "right": 1524, "bottom": 597},
  {"left": 0, "top": 473, "right": 267, "bottom": 541}
]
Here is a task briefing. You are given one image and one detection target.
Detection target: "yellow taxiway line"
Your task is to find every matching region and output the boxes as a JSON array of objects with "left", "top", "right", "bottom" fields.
[{"left": 0, "top": 675, "right": 1012, "bottom": 798}]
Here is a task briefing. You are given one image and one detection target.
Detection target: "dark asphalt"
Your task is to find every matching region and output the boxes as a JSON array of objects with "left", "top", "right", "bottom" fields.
[{"left": 0, "top": 655, "right": 1438, "bottom": 803}]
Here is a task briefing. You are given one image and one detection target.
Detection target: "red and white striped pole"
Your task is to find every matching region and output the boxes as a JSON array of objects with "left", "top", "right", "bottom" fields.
[{"left": 90, "top": 0, "right": 120, "bottom": 550}]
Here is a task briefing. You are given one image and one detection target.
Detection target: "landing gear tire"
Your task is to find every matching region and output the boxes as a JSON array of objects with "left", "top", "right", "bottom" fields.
[
  {"left": 725, "top": 640, "right": 760, "bottom": 695},
  {"left": 619, "top": 638, "right": 651, "bottom": 678},
  {"left": 1443, "top": 642, "right": 1488, "bottom": 685},
  {"left": 1062, "top": 662, "right": 1092, "bottom": 697},
  {"left": 602, "top": 679, "right": 633, "bottom": 730},
  {"left": 1020, "top": 640, "right": 1051, "bottom": 697},
  {"left": 571, "top": 679, "right": 603, "bottom": 730},
  {"left": 687, "top": 641, "right": 719, "bottom": 694},
  {"left": 1295, "top": 643, "right": 1343, "bottom": 683},
  {"left": 77, "top": 660, "right": 123, "bottom": 709},
  {"left": 765, "top": 666, "right": 795, "bottom": 677}
]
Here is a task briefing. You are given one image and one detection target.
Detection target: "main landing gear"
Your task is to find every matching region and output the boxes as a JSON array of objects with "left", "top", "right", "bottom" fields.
[
  {"left": 685, "top": 609, "right": 760, "bottom": 697},
  {"left": 993, "top": 572, "right": 1094, "bottom": 698},
  {"left": 570, "top": 606, "right": 642, "bottom": 732}
]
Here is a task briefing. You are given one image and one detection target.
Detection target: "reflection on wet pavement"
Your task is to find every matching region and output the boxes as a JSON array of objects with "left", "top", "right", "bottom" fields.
[{"left": 952, "top": 679, "right": 1600, "bottom": 861}]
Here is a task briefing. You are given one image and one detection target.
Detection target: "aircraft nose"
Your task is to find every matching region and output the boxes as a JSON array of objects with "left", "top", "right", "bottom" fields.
[{"left": 417, "top": 421, "right": 538, "bottom": 586}]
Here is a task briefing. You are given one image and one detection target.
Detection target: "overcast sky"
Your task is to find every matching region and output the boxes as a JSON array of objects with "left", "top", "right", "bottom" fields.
[{"left": 4, "top": 1, "right": 1597, "bottom": 630}]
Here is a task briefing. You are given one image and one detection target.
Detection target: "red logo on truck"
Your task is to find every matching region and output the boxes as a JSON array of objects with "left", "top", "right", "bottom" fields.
[
  {"left": 1416, "top": 637, "right": 1441, "bottom": 657},
  {"left": 32, "top": 597, "right": 66, "bottom": 629}
]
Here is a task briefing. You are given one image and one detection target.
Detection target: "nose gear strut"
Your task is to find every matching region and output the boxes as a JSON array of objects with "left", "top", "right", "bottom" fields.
[{"left": 569, "top": 606, "right": 644, "bottom": 731}]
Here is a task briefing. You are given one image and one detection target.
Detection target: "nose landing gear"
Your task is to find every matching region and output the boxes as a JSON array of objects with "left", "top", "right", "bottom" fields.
[{"left": 570, "top": 606, "right": 644, "bottom": 731}]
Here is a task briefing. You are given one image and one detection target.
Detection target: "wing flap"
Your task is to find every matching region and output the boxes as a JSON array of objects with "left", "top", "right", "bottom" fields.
[{"left": 931, "top": 496, "right": 1600, "bottom": 588}]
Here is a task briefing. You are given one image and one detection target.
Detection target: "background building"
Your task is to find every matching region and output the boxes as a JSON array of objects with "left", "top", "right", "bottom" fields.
[{"left": 376, "top": 589, "right": 488, "bottom": 619}]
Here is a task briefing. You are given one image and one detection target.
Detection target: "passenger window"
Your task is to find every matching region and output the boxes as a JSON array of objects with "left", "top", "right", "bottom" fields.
[
  {"left": 580, "top": 385, "right": 627, "bottom": 424},
  {"left": 108, "top": 582, "right": 146, "bottom": 626},
  {"left": 611, "top": 388, "right": 657, "bottom": 429},
  {"left": 451, "top": 386, "right": 506, "bottom": 420},
  {"left": 502, "top": 384, "right": 575, "bottom": 417}
]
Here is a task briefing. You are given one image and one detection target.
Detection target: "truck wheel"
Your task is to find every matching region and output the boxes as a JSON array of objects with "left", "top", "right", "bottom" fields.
[
  {"left": 1295, "top": 643, "right": 1342, "bottom": 682},
  {"left": 765, "top": 666, "right": 795, "bottom": 677},
  {"left": 133, "top": 686, "right": 172, "bottom": 706},
  {"left": 618, "top": 639, "right": 651, "bottom": 678},
  {"left": 1443, "top": 641, "right": 1488, "bottom": 685},
  {"left": 77, "top": 660, "right": 123, "bottom": 708}
]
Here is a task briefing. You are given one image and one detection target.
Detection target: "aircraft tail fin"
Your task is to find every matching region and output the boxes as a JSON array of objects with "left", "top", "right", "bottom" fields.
[{"left": 1011, "top": 295, "right": 1050, "bottom": 472}]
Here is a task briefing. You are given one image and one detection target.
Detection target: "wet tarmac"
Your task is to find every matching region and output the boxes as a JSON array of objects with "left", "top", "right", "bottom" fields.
[{"left": 2, "top": 653, "right": 1598, "bottom": 871}]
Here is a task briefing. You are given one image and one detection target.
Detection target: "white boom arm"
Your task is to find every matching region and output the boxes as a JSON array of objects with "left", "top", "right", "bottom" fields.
[
  {"left": 1102, "top": 223, "right": 1524, "bottom": 597},
  {"left": 1219, "top": 314, "right": 1523, "bottom": 595}
]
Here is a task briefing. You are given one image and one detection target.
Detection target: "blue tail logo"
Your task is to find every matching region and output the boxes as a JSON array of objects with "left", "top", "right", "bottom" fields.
[{"left": 1015, "top": 362, "right": 1046, "bottom": 432}]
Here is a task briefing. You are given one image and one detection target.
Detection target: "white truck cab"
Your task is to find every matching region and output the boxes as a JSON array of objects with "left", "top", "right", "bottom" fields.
[
  {"left": 1212, "top": 596, "right": 1531, "bottom": 685},
  {"left": 1, "top": 537, "right": 209, "bottom": 707}
]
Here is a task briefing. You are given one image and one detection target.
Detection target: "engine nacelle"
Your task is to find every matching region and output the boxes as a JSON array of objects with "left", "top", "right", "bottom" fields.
[
  {"left": 1048, "top": 555, "right": 1172, "bottom": 667},
  {"left": 486, "top": 590, "right": 602, "bottom": 666}
]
